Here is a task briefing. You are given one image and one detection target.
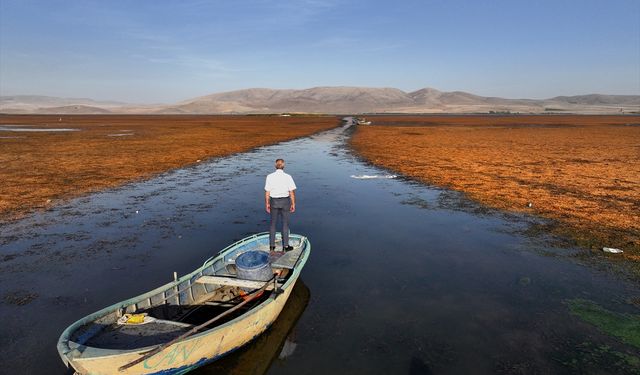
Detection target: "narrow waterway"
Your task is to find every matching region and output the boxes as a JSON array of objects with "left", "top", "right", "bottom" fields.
[{"left": 0, "top": 124, "right": 638, "bottom": 374}]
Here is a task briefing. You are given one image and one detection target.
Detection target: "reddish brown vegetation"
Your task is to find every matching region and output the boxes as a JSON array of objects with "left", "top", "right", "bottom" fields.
[
  {"left": 351, "top": 115, "right": 640, "bottom": 260},
  {"left": 0, "top": 115, "right": 338, "bottom": 220}
]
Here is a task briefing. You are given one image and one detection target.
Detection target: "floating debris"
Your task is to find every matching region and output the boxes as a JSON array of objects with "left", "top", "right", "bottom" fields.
[
  {"left": 602, "top": 247, "right": 623, "bottom": 254},
  {"left": 350, "top": 174, "right": 397, "bottom": 180}
]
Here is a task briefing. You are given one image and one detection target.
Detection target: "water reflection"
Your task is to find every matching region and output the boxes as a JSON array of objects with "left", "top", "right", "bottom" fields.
[{"left": 192, "top": 280, "right": 310, "bottom": 375}]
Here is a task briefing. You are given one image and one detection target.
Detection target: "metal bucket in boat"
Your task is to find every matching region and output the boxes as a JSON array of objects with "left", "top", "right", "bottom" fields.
[{"left": 235, "top": 250, "right": 272, "bottom": 281}]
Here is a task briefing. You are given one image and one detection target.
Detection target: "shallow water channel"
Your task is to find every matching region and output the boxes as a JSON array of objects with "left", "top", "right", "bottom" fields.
[{"left": 1, "top": 124, "right": 638, "bottom": 374}]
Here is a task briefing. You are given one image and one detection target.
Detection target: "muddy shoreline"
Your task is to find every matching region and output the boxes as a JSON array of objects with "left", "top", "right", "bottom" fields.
[
  {"left": 350, "top": 115, "right": 640, "bottom": 267},
  {"left": 348, "top": 148, "right": 640, "bottom": 285},
  {"left": 0, "top": 114, "right": 340, "bottom": 222}
]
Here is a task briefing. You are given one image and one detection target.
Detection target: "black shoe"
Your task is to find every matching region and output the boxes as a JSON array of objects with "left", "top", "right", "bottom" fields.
[{"left": 283, "top": 245, "right": 294, "bottom": 252}]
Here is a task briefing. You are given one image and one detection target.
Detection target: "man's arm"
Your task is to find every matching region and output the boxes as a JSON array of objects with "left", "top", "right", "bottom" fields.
[
  {"left": 289, "top": 190, "right": 296, "bottom": 213},
  {"left": 265, "top": 191, "right": 271, "bottom": 213}
]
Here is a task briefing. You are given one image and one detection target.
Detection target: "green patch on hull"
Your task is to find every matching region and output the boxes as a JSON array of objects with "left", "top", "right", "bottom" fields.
[{"left": 566, "top": 298, "right": 640, "bottom": 349}]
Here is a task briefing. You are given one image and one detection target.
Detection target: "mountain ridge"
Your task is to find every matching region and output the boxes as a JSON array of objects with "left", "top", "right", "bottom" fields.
[{"left": 2, "top": 87, "right": 638, "bottom": 114}]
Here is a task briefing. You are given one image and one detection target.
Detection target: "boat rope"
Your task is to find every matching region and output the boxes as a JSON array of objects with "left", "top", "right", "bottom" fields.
[{"left": 118, "top": 274, "right": 277, "bottom": 372}]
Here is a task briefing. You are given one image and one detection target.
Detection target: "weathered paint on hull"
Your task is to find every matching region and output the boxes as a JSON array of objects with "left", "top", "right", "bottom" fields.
[{"left": 69, "top": 280, "right": 296, "bottom": 374}]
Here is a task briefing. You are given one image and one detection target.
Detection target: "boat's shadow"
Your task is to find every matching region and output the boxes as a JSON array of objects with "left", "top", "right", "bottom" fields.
[{"left": 191, "top": 279, "right": 311, "bottom": 375}]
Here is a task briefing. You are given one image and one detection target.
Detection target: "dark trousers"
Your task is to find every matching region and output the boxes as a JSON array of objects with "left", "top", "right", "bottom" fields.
[{"left": 269, "top": 197, "right": 290, "bottom": 248}]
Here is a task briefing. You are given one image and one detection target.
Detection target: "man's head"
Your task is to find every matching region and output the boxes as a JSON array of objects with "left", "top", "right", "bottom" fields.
[{"left": 275, "top": 159, "right": 285, "bottom": 170}]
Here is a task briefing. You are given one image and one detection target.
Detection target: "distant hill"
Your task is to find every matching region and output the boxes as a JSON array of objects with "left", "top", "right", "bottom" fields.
[
  {"left": 549, "top": 94, "right": 640, "bottom": 106},
  {"left": 1, "top": 88, "right": 638, "bottom": 114},
  {"left": 34, "top": 105, "right": 112, "bottom": 114},
  {"left": 175, "top": 87, "right": 416, "bottom": 113},
  {"left": 0, "top": 95, "right": 125, "bottom": 113},
  {"left": 166, "top": 87, "right": 639, "bottom": 114}
]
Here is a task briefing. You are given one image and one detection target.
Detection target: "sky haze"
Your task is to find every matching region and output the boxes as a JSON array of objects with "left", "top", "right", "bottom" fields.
[{"left": 1, "top": 0, "right": 638, "bottom": 103}]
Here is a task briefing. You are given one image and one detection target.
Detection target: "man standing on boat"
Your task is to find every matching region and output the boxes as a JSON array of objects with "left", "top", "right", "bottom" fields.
[{"left": 265, "top": 159, "right": 297, "bottom": 252}]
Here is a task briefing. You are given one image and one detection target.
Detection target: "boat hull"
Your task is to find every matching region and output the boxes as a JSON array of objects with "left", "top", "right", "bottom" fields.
[
  {"left": 58, "top": 233, "right": 310, "bottom": 375},
  {"left": 69, "top": 281, "right": 296, "bottom": 374}
]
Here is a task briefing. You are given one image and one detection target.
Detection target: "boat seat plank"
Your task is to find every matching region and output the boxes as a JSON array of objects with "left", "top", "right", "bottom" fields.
[
  {"left": 196, "top": 276, "right": 276, "bottom": 290},
  {"left": 272, "top": 248, "right": 303, "bottom": 269}
]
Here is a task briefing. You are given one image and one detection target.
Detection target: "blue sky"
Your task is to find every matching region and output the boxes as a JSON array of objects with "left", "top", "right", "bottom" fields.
[{"left": 1, "top": 0, "right": 638, "bottom": 103}]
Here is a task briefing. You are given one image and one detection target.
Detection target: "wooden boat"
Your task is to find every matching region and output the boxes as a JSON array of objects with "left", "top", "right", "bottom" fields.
[{"left": 57, "top": 233, "right": 311, "bottom": 374}]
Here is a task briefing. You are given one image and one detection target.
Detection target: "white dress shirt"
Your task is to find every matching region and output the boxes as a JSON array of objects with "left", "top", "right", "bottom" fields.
[{"left": 265, "top": 169, "right": 296, "bottom": 198}]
